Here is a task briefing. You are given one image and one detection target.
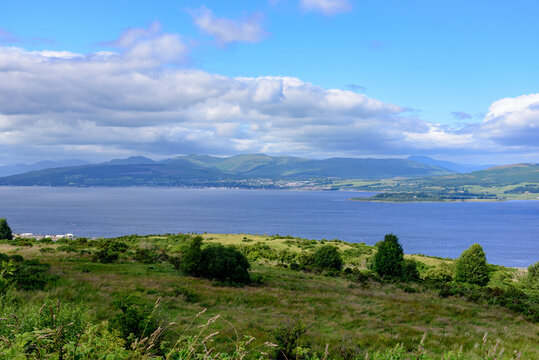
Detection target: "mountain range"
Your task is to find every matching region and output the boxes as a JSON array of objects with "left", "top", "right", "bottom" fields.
[{"left": 0, "top": 154, "right": 454, "bottom": 187}]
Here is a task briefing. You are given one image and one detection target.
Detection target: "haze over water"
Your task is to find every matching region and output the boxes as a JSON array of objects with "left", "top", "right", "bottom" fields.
[{"left": 1, "top": 186, "right": 537, "bottom": 267}]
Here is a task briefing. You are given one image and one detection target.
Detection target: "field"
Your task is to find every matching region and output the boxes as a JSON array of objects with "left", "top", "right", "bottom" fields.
[{"left": 0, "top": 233, "right": 537, "bottom": 359}]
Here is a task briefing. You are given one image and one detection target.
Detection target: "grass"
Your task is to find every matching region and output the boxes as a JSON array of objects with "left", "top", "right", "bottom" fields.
[{"left": 1, "top": 235, "right": 538, "bottom": 359}]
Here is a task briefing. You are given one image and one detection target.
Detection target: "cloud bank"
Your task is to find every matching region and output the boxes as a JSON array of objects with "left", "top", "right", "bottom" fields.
[{"left": 0, "top": 24, "right": 537, "bottom": 164}]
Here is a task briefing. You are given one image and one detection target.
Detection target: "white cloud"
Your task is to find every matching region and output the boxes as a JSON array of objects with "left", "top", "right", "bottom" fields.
[
  {"left": 0, "top": 28, "right": 537, "bottom": 164},
  {"left": 300, "top": 0, "right": 352, "bottom": 15},
  {"left": 480, "top": 93, "right": 539, "bottom": 147},
  {"left": 191, "top": 6, "right": 267, "bottom": 45}
]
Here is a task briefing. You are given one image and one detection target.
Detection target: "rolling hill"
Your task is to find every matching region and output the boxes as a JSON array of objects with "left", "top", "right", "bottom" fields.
[{"left": 0, "top": 154, "right": 453, "bottom": 186}]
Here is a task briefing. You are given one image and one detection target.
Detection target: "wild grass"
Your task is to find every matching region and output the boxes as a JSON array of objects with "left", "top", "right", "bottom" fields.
[{"left": 0, "top": 234, "right": 537, "bottom": 359}]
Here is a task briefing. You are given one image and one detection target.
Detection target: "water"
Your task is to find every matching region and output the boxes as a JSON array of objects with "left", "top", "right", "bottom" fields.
[{"left": 0, "top": 186, "right": 537, "bottom": 267}]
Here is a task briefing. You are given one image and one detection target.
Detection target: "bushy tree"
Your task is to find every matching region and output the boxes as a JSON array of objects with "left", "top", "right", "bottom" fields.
[
  {"left": 372, "top": 233, "right": 404, "bottom": 278},
  {"left": 523, "top": 260, "right": 539, "bottom": 290},
  {"left": 312, "top": 245, "right": 343, "bottom": 271},
  {"left": 401, "top": 259, "right": 420, "bottom": 282},
  {"left": 424, "top": 262, "right": 453, "bottom": 282},
  {"left": 181, "top": 237, "right": 251, "bottom": 284},
  {"left": 455, "top": 243, "right": 489, "bottom": 286},
  {"left": 181, "top": 236, "right": 203, "bottom": 275},
  {"left": 0, "top": 218, "right": 12, "bottom": 240},
  {"left": 198, "top": 244, "right": 251, "bottom": 284}
]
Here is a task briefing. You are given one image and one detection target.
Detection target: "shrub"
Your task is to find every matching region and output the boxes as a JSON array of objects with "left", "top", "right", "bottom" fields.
[
  {"left": 273, "top": 319, "right": 306, "bottom": 360},
  {"left": 0, "top": 218, "right": 12, "bottom": 240},
  {"left": 454, "top": 243, "right": 489, "bottom": 286},
  {"left": 198, "top": 244, "right": 251, "bottom": 284},
  {"left": 93, "top": 240, "right": 129, "bottom": 263},
  {"left": 372, "top": 233, "right": 404, "bottom": 278},
  {"left": 181, "top": 236, "right": 203, "bottom": 275},
  {"left": 181, "top": 238, "right": 251, "bottom": 284},
  {"left": 523, "top": 260, "right": 539, "bottom": 290},
  {"left": 311, "top": 244, "right": 343, "bottom": 272},
  {"left": 401, "top": 259, "right": 420, "bottom": 282},
  {"left": 424, "top": 262, "right": 453, "bottom": 283},
  {"left": 109, "top": 294, "right": 160, "bottom": 347}
]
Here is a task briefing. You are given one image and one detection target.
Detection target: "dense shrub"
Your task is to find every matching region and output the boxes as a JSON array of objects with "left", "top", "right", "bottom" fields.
[
  {"left": 311, "top": 244, "right": 343, "bottom": 272},
  {"left": 0, "top": 253, "right": 54, "bottom": 291},
  {"left": 372, "top": 234, "right": 404, "bottom": 278},
  {"left": 109, "top": 294, "right": 160, "bottom": 347},
  {"left": 273, "top": 319, "right": 306, "bottom": 360},
  {"left": 94, "top": 240, "right": 129, "bottom": 263},
  {"left": 198, "top": 244, "right": 251, "bottom": 284},
  {"left": 401, "top": 259, "right": 420, "bottom": 282},
  {"left": 0, "top": 218, "right": 12, "bottom": 240},
  {"left": 523, "top": 260, "right": 539, "bottom": 290},
  {"left": 423, "top": 262, "right": 453, "bottom": 283},
  {"left": 181, "top": 237, "right": 251, "bottom": 284},
  {"left": 181, "top": 236, "right": 203, "bottom": 275},
  {"left": 454, "top": 243, "right": 489, "bottom": 286}
]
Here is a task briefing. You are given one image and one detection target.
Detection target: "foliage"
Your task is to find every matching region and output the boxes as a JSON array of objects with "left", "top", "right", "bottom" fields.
[
  {"left": 181, "top": 235, "right": 203, "bottom": 275},
  {"left": 401, "top": 259, "right": 420, "bottom": 282},
  {"left": 372, "top": 234, "right": 404, "bottom": 278},
  {"left": 311, "top": 244, "right": 343, "bottom": 272},
  {"left": 523, "top": 260, "right": 539, "bottom": 290},
  {"left": 198, "top": 244, "right": 251, "bottom": 284},
  {"left": 273, "top": 319, "right": 306, "bottom": 360},
  {"left": 94, "top": 240, "right": 129, "bottom": 263},
  {"left": 423, "top": 262, "right": 453, "bottom": 283},
  {"left": 0, "top": 218, "right": 12, "bottom": 240},
  {"left": 109, "top": 293, "right": 160, "bottom": 348},
  {"left": 455, "top": 244, "right": 489, "bottom": 286}
]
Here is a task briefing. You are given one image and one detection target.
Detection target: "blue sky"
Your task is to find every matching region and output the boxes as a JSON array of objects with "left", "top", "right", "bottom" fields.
[{"left": 0, "top": 0, "right": 538, "bottom": 164}]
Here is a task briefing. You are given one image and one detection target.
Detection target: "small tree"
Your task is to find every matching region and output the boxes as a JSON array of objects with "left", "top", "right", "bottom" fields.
[
  {"left": 181, "top": 236, "right": 203, "bottom": 276},
  {"left": 0, "top": 218, "right": 12, "bottom": 240},
  {"left": 455, "top": 243, "right": 489, "bottom": 286},
  {"left": 372, "top": 233, "right": 404, "bottom": 278},
  {"left": 312, "top": 245, "right": 343, "bottom": 271}
]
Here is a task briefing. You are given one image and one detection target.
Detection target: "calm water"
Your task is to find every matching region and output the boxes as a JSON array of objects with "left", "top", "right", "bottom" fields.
[{"left": 0, "top": 186, "right": 537, "bottom": 267}]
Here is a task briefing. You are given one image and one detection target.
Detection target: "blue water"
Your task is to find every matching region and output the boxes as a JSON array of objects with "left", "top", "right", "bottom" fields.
[{"left": 0, "top": 187, "right": 537, "bottom": 267}]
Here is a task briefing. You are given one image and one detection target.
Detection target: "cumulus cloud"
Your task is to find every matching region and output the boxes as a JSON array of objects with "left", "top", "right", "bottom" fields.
[
  {"left": 479, "top": 93, "right": 539, "bottom": 147},
  {"left": 300, "top": 0, "right": 352, "bottom": 15},
  {"left": 0, "top": 27, "right": 537, "bottom": 164},
  {"left": 190, "top": 6, "right": 267, "bottom": 45}
]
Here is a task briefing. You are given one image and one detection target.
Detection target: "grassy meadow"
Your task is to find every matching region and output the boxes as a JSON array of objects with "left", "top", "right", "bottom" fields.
[{"left": 0, "top": 233, "right": 537, "bottom": 359}]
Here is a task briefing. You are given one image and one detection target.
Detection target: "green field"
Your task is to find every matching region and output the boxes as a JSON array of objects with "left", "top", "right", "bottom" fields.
[{"left": 0, "top": 233, "right": 537, "bottom": 359}]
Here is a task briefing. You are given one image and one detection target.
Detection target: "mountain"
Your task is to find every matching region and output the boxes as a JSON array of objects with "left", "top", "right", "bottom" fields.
[
  {"left": 407, "top": 155, "right": 495, "bottom": 173},
  {"left": 407, "top": 163, "right": 539, "bottom": 187},
  {"left": 0, "top": 159, "right": 91, "bottom": 177},
  {"left": 0, "top": 154, "right": 454, "bottom": 187}
]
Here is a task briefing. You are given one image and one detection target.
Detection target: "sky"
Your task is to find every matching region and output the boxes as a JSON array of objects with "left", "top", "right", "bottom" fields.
[{"left": 0, "top": 0, "right": 538, "bottom": 165}]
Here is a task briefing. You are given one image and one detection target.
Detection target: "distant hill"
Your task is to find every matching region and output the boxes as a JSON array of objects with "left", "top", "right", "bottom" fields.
[
  {"left": 407, "top": 155, "right": 495, "bottom": 173},
  {"left": 0, "top": 154, "right": 453, "bottom": 186},
  {"left": 407, "top": 163, "right": 539, "bottom": 187},
  {"left": 0, "top": 159, "right": 91, "bottom": 177}
]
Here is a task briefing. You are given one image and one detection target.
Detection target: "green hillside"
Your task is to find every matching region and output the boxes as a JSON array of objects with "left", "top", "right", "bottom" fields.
[
  {"left": 0, "top": 154, "right": 453, "bottom": 186},
  {"left": 0, "top": 232, "right": 537, "bottom": 359}
]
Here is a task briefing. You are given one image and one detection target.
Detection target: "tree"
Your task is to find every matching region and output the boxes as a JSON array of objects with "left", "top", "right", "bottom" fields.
[
  {"left": 372, "top": 233, "right": 404, "bottom": 278},
  {"left": 455, "top": 243, "right": 489, "bottom": 286},
  {"left": 181, "top": 236, "right": 203, "bottom": 275},
  {"left": 0, "top": 218, "right": 12, "bottom": 240},
  {"left": 198, "top": 244, "right": 251, "bottom": 284},
  {"left": 311, "top": 245, "right": 343, "bottom": 271}
]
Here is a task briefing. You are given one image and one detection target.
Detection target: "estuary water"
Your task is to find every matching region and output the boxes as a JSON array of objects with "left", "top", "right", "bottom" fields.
[{"left": 0, "top": 186, "right": 537, "bottom": 267}]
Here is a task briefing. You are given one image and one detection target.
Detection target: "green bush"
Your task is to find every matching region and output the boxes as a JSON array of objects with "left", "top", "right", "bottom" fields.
[
  {"left": 180, "top": 238, "right": 251, "bottom": 284},
  {"left": 273, "top": 319, "right": 306, "bottom": 360},
  {"left": 0, "top": 218, "right": 12, "bottom": 240},
  {"left": 93, "top": 240, "right": 129, "bottom": 263},
  {"left": 311, "top": 244, "right": 343, "bottom": 272},
  {"left": 198, "top": 244, "right": 251, "bottom": 284},
  {"left": 109, "top": 294, "right": 160, "bottom": 347},
  {"left": 424, "top": 262, "right": 453, "bottom": 283},
  {"left": 181, "top": 236, "right": 203, "bottom": 275},
  {"left": 372, "top": 234, "right": 404, "bottom": 278},
  {"left": 454, "top": 244, "right": 489, "bottom": 286},
  {"left": 523, "top": 260, "right": 539, "bottom": 290},
  {"left": 401, "top": 259, "right": 420, "bottom": 282}
]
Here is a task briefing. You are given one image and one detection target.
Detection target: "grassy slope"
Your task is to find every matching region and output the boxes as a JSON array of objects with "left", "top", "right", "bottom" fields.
[{"left": 1, "top": 234, "right": 537, "bottom": 359}]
